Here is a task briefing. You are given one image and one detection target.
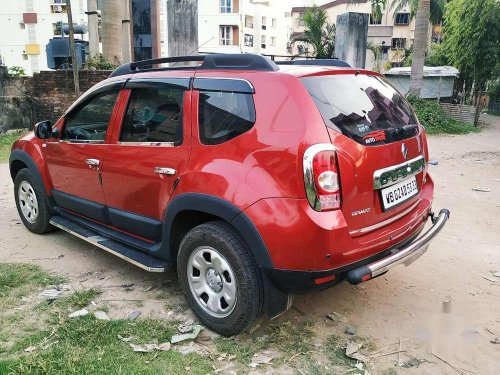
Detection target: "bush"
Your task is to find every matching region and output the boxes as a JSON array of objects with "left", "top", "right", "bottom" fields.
[{"left": 407, "top": 96, "right": 479, "bottom": 135}]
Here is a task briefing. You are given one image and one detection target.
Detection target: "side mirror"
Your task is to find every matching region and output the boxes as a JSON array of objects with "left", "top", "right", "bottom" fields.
[{"left": 34, "top": 121, "right": 52, "bottom": 139}]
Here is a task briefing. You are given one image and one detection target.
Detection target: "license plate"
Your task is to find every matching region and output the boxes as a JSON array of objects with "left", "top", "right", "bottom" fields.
[{"left": 381, "top": 177, "right": 419, "bottom": 210}]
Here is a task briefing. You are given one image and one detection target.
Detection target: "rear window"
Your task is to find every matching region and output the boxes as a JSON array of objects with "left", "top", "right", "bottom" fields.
[
  {"left": 301, "top": 74, "right": 419, "bottom": 146},
  {"left": 198, "top": 90, "right": 256, "bottom": 145}
]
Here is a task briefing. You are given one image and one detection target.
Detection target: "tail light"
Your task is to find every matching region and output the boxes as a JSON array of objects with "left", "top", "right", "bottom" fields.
[{"left": 303, "top": 144, "right": 341, "bottom": 211}]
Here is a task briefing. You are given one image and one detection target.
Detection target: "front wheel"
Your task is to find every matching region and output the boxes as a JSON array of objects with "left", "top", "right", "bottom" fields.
[
  {"left": 177, "top": 221, "right": 263, "bottom": 336},
  {"left": 14, "top": 169, "right": 53, "bottom": 234}
]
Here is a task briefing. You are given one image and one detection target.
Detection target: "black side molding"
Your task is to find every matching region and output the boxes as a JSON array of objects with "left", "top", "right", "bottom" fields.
[{"left": 157, "top": 193, "right": 274, "bottom": 268}]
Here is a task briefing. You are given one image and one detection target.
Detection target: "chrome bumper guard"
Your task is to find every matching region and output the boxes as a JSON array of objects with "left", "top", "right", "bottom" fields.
[{"left": 346, "top": 209, "right": 450, "bottom": 285}]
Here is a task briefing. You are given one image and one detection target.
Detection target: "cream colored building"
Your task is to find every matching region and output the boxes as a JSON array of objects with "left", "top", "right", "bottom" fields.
[
  {"left": 290, "top": 0, "right": 432, "bottom": 68},
  {"left": 198, "top": 0, "right": 294, "bottom": 56}
]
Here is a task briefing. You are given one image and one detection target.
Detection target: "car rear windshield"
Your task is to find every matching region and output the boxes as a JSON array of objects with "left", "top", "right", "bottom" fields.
[{"left": 301, "top": 74, "right": 419, "bottom": 146}]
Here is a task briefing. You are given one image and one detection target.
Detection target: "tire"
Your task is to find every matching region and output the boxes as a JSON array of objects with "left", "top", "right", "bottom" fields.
[
  {"left": 14, "top": 168, "right": 53, "bottom": 234},
  {"left": 177, "top": 221, "right": 263, "bottom": 336}
]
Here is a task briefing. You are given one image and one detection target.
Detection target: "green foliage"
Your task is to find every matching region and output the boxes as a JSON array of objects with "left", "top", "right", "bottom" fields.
[
  {"left": 0, "top": 263, "right": 63, "bottom": 298},
  {"left": 369, "top": 0, "right": 387, "bottom": 22},
  {"left": 442, "top": 0, "right": 500, "bottom": 93},
  {"left": 291, "top": 6, "right": 335, "bottom": 58},
  {"left": 367, "top": 42, "right": 383, "bottom": 72},
  {"left": 425, "top": 42, "right": 449, "bottom": 67},
  {"left": 7, "top": 66, "right": 26, "bottom": 78},
  {"left": 85, "top": 53, "right": 115, "bottom": 70},
  {"left": 0, "top": 131, "right": 23, "bottom": 163},
  {"left": 407, "top": 96, "right": 479, "bottom": 134}
]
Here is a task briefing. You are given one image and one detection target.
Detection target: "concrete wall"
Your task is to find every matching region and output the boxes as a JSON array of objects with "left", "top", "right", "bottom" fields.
[
  {"left": 334, "top": 12, "right": 368, "bottom": 68},
  {"left": 167, "top": 0, "right": 198, "bottom": 57},
  {"left": 0, "top": 68, "right": 110, "bottom": 132}
]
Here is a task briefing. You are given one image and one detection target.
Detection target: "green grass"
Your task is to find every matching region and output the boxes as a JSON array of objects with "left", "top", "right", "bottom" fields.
[
  {"left": 2, "top": 317, "right": 213, "bottom": 375},
  {"left": 407, "top": 97, "right": 480, "bottom": 135},
  {"left": 0, "top": 263, "right": 64, "bottom": 307},
  {"left": 0, "top": 131, "right": 24, "bottom": 163},
  {"left": 0, "top": 263, "right": 213, "bottom": 375}
]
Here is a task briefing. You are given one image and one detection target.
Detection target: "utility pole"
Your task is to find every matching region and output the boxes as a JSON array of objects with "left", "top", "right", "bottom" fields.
[
  {"left": 66, "top": 0, "right": 80, "bottom": 96},
  {"left": 87, "top": 0, "right": 99, "bottom": 56}
]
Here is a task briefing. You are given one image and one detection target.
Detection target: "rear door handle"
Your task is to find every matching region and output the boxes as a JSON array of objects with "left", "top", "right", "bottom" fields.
[
  {"left": 86, "top": 158, "right": 100, "bottom": 167},
  {"left": 154, "top": 167, "right": 176, "bottom": 176}
]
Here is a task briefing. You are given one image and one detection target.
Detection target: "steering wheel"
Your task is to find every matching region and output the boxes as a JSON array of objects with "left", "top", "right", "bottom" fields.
[{"left": 69, "top": 127, "right": 92, "bottom": 140}]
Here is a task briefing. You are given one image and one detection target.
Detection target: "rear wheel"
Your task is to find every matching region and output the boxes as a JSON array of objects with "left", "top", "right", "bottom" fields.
[
  {"left": 14, "top": 169, "right": 53, "bottom": 234},
  {"left": 177, "top": 221, "right": 263, "bottom": 336}
]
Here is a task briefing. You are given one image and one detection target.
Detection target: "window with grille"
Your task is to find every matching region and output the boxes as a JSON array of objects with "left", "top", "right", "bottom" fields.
[
  {"left": 395, "top": 13, "right": 410, "bottom": 25},
  {"left": 220, "top": 0, "right": 232, "bottom": 13},
  {"left": 220, "top": 26, "right": 232, "bottom": 45}
]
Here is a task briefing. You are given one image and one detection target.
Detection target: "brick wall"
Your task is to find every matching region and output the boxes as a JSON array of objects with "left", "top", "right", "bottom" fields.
[
  {"left": 31, "top": 70, "right": 112, "bottom": 123},
  {"left": 0, "top": 69, "right": 111, "bottom": 132}
]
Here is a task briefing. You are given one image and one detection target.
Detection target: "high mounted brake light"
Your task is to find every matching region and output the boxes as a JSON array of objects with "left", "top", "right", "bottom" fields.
[{"left": 303, "top": 144, "right": 341, "bottom": 211}]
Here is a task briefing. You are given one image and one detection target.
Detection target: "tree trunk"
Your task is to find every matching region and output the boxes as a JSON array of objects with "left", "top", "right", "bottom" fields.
[
  {"left": 408, "top": 0, "right": 430, "bottom": 97},
  {"left": 101, "top": 0, "right": 122, "bottom": 65}
]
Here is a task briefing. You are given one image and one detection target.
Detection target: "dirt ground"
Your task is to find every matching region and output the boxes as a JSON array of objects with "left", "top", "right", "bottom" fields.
[{"left": 1, "top": 115, "right": 499, "bottom": 374}]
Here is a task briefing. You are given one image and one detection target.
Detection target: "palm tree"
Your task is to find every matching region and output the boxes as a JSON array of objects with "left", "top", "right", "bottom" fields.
[
  {"left": 407, "top": 0, "right": 430, "bottom": 96},
  {"left": 290, "top": 6, "right": 336, "bottom": 59},
  {"left": 101, "top": 0, "right": 122, "bottom": 65}
]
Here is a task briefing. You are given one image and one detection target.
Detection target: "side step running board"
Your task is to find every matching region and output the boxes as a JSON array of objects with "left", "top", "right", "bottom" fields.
[{"left": 50, "top": 215, "right": 170, "bottom": 272}]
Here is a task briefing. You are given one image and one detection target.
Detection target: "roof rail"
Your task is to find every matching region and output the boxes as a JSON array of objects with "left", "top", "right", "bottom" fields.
[
  {"left": 109, "top": 54, "right": 279, "bottom": 78},
  {"left": 275, "top": 59, "right": 351, "bottom": 68}
]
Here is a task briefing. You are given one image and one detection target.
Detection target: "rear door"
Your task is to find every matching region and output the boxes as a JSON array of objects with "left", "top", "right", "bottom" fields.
[
  {"left": 45, "top": 89, "right": 120, "bottom": 222},
  {"left": 301, "top": 73, "right": 427, "bottom": 233},
  {"left": 100, "top": 78, "right": 192, "bottom": 241}
]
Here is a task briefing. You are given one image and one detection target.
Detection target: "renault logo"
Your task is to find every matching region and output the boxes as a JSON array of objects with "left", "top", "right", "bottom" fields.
[{"left": 401, "top": 143, "right": 408, "bottom": 159}]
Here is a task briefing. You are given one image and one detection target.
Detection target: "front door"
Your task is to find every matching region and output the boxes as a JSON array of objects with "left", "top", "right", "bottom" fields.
[
  {"left": 101, "top": 78, "right": 192, "bottom": 241},
  {"left": 45, "top": 89, "right": 120, "bottom": 222}
]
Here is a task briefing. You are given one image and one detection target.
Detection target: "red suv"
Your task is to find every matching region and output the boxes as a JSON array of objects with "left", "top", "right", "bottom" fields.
[{"left": 9, "top": 54, "right": 449, "bottom": 336}]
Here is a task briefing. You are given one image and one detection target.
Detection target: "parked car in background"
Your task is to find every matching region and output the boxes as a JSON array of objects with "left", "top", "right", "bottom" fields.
[{"left": 9, "top": 54, "right": 449, "bottom": 336}]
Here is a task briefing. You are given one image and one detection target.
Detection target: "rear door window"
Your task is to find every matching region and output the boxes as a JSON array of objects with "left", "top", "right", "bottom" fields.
[
  {"left": 120, "top": 85, "right": 185, "bottom": 145},
  {"left": 301, "top": 74, "right": 419, "bottom": 146},
  {"left": 198, "top": 90, "right": 256, "bottom": 145}
]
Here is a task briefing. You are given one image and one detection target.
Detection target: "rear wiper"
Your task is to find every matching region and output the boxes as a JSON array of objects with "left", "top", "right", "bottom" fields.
[{"left": 396, "top": 124, "right": 419, "bottom": 134}]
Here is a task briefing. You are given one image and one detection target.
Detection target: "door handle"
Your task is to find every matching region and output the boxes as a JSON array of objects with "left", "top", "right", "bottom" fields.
[
  {"left": 154, "top": 167, "right": 176, "bottom": 176},
  {"left": 86, "top": 159, "right": 100, "bottom": 167}
]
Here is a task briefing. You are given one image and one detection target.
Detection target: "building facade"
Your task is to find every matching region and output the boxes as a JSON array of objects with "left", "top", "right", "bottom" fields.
[
  {"left": 197, "top": 0, "right": 293, "bottom": 57},
  {"left": 0, "top": 0, "right": 90, "bottom": 75},
  {"left": 290, "top": 0, "right": 432, "bottom": 68}
]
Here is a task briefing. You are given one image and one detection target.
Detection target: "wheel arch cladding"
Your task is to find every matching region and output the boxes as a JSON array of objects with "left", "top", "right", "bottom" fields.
[
  {"left": 9, "top": 150, "right": 48, "bottom": 197},
  {"left": 163, "top": 193, "right": 274, "bottom": 269}
]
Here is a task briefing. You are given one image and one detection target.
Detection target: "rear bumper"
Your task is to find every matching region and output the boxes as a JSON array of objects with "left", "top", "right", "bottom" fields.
[
  {"left": 265, "top": 208, "right": 449, "bottom": 292},
  {"left": 345, "top": 208, "right": 450, "bottom": 284}
]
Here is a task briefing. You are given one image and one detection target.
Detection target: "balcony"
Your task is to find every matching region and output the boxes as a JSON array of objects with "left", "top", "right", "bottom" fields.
[{"left": 368, "top": 26, "right": 393, "bottom": 37}]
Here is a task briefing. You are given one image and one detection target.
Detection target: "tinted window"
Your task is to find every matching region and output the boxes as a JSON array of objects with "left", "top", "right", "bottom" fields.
[
  {"left": 63, "top": 91, "right": 119, "bottom": 142},
  {"left": 301, "top": 74, "right": 419, "bottom": 146},
  {"left": 199, "top": 90, "right": 256, "bottom": 145},
  {"left": 120, "top": 86, "right": 184, "bottom": 144}
]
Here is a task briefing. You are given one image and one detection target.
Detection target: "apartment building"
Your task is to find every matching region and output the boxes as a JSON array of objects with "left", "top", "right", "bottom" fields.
[
  {"left": 0, "top": 0, "right": 89, "bottom": 75},
  {"left": 198, "top": 0, "right": 293, "bottom": 56},
  {"left": 290, "top": 0, "right": 432, "bottom": 67}
]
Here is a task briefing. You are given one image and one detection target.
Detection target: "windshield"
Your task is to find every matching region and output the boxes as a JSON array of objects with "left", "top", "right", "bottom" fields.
[{"left": 301, "top": 74, "right": 419, "bottom": 146}]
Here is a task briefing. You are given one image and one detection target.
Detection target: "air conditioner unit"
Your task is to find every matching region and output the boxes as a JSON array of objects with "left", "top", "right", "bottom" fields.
[{"left": 52, "top": 5, "right": 63, "bottom": 13}]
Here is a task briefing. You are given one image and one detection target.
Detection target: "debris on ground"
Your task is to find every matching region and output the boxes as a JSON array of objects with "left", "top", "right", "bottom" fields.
[
  {"left": 177, "top": 319, "right": 194, "bottom": 333},
  {"left": 39, "top": 288, "right": 62, "bottom": 300},
  {"left": 401, "top": 357, "right": 423, "bottom": 368},
  {"left": 177, "top": 341, "right": 206, "bottom": 355},
  {"left": 490, "top": 338, "right": 500, "bottom": 344},
  {"left": 129, "top": 342, "right": 171, "bottom": 353},
  {"left": 482, "top": 276, "right": 499, "bottom": 283},
  {"left": 249, "top": 350, "right": 276, "bottom": 368},
  {"left": 171, "top": 325, "right": 203, "bottom": 344},
  {"left": 128, "top": 310, "right": 141, "bottom": 320},
  {"left": 142, "top": 285, "right": 155, "bottom": 292},
  {"left": 24, "top": 346, "right": 36, "bottom": 353},
  {"left": 345, "top": 326, "right": 357, "bottom": 335},
  {"left": 121, "top": 283, "right": 134, "bottom": 288},
  {"left": 68, "top": 308, "right": 89, "bottom": 318},
  {"left": 326, "top": 311, "right": 347, "bottom": 323},
  {"left": 472, "top": 187, "right": 491, "bottom": 192},
  {"left": 429, "top": 160, "right": 439, "bottom": 166},
  {"left": 94, "top": 311, "right": 110, "bottom": 321},
  {"left": 196, "top": 328, "right": 220, "bottom": 342},
  {"left": 345, "top": 341, "right": 370, "bottom": 364},
  {"left": 118, "top": 335, "right": 133, "bottom": 342}
]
